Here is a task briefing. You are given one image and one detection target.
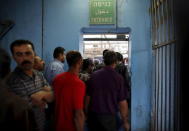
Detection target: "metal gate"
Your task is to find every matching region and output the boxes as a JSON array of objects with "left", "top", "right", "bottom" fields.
[{"left": 150, "top": 0, "right": 180, "bottom": 130}]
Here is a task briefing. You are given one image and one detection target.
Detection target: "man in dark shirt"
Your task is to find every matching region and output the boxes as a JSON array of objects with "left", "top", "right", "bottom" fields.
[
  {"left": 7, "top": 40, "right": 54, "bottom": 131},
  {"left": 0, "top": 48, "right": 37, "bottom": 131},
  {"left": 86, "top": 50, "right": 130, "bottom": 131},
  {"left": 115, "top": 52, "right": 131, "bottom": 108},
  {"left": 94, "top": 49, "right": 109, "bottom": 71}
]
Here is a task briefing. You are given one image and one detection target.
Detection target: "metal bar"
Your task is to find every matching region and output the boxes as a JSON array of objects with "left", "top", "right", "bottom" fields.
[
  {"left": 162, "top": 46, "right": 166, "bottom": 131},
  {"left": 158, "top": 47, "right": 162, "bottom": 131},
  {"left": 151, "top": 50, "right": 158, "bottom": 131},
  {"left": 168, "top": 44, "right": 172, "bottom": 131},
  {"left": 157, "top": 0, "right": 160, "bottom": 45},
  {"left": 154, "top": 0, "right": 158, "bottom": 45},
  {"left": 152, "top": 39, "right": 176, "bottom": 50},
  {"left": 151, "top": 50, "right": 156, "bottom": 131},
  {"left": 165, "top": 45, "right": 170, "bottom": 131},
  {"left": 83, "top": 38, "right": 128, "bottom": 41},
  {"left": 161, "top": 0, "right": 166, "bottom": 44},
  {"left": 159, "top": 47, "right": 163, "bottom": 131},
  {"left": 164, "top": 0, "right": 169, "bottom": 42},
  {"left": 162, "top": 1, "right": 167, "bottom": 129},
  {"left": 170, "top": 44, "right": 175, "bottom": 131},
  {"left": 166, "top": 0, "right": 171, "bottom": 41},
  {"left": 159, "top": 0, "right": 163, "bottom": 45},
  {"left": 155, "top": 49, "right": 160, "bottom": 131}
]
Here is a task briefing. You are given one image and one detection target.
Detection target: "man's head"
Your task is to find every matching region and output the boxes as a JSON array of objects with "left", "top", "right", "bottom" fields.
[
  {"left": 116, "top": 52, "right": 123, "bottom": 62},
  {"left": 53, "top": 47, "right": 65, "bottom": 63},
  {"left": 82, "top": 58, "right": 94, "bottom": 74},
  {"left": 102, "top": 49, "right": 109, "bottom": 57},
  {"left": 33, "top": 55, "right": 45, "bottom": 71},
  {"left": 0, "top": 48, "right": 11, "bottom": 80},
  {"left": 103, "top": 50, "right": 117, "bottom": 66},
  {"left": 66, "top": 51, "right": 82, "bottom": 70},
  {"left": 94, "top": 59, "right": 100, "bottom": 66},
  {"left": 10, "top": 39, "right": 35, "bottom": 71}
]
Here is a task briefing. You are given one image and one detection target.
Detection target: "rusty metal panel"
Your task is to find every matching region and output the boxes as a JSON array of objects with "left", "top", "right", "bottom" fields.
[{"left": 150, "top": 0, "right": 180, "bottom": 130}]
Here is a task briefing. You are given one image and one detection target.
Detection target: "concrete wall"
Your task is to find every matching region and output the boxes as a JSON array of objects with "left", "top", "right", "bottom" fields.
[{"left": 0, "top": 0, "right": 152, "bottom": 130}]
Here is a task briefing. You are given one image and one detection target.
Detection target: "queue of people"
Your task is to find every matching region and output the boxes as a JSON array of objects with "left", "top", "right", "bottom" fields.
[{"left": 0, "top": 39, "right": 131, "bottom": 131}]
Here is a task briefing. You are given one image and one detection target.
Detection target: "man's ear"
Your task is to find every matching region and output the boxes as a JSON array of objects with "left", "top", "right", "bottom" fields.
[
  {"left": 77, "top": 59, "right": 83, "bottom": 68},
  {"left": 80, "top": 59, "right": 83, "bottom": 65}
]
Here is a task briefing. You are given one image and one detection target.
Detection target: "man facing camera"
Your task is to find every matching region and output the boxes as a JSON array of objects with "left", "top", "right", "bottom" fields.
[
  {"left": 7, "top": 40, "right": 54, "bottom": 131},
  {"left": 0, "top": 48, "right": 37, "bottom": 131}
]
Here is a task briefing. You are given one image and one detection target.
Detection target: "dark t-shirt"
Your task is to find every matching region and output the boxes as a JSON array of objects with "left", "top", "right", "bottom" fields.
[
  {"left": 0, "top": 81, "right": 37, "bottom": 131},
  {"left": 87, "top": 66, "right": 127, "bottom": 115},
  {"left": 115, "top": 63, "right": 131, "bottom": 99}
]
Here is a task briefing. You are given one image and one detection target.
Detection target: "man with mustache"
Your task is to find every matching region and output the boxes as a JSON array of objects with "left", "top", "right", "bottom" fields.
[
  {"left": 0, "top": 48, "right": 37, "bottom": 131},
  {"left": 7, "top": 40, "right": 54, "bottom": 131}
]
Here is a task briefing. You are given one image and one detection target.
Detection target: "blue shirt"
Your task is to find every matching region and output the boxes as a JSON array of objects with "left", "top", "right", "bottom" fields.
[
  {"left": 87, "top": 66, "right": 127, "bottom": 115},
  {"left": 44, "top": 59, "right": 64, "bottom": 85}
]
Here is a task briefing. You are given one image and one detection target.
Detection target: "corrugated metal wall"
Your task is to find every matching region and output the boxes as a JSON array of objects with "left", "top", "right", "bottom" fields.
[{"left": 150, "top": 0, "right": 180, "bottom": 130}]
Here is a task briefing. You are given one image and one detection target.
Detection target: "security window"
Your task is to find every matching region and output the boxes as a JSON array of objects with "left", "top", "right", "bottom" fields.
[{"left": 83, "top": 34, "right": 129, "bottom": 62}]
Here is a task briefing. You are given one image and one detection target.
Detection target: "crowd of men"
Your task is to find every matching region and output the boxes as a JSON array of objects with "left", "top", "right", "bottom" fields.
[{"left": 0, "top": 39, "right": 130, "bottom": 131}]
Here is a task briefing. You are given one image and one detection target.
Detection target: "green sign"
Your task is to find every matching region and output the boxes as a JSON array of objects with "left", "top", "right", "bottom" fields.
[{"left": 89, "top": 0, "right": 116, "bottom": 25}]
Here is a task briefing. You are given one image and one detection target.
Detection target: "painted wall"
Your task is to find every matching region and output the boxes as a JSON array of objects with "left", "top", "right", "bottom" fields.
[
  {"left": 0, "top": 0, "right": 152, "bottom": 130},
  {"left": 0, "top": 0, "right": 42, "bottom": 68},
  {"left": 119, "top": 0, "right": 152, "bottom": 131}
]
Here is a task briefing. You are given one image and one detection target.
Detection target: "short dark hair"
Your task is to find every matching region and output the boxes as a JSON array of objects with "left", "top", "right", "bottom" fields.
[
  {"left": 103, "top": 49, "right": 109, "bottom": 57},
  {"left": 66, "top": 51, "right": 82, "bottom": 67},
  {"left": 0, "top": 48, "right": 11, "bottom": 79},
  {"left": 82, "top": 58, "right": 93, "bottom": 71},
  {"left": 116, "top": 52, "right": 123, "bottom": 61},
  {"left": 53, "top": 47, "right": 65, "bottom": 58},
  {"left": 10, "top": 39, "right": 35, "bottom": 54},
  {"left": 104, "top": 50, "right": 117, "bottom": 66}
]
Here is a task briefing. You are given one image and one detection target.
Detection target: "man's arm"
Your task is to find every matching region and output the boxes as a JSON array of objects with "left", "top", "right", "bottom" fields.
[
  {"left": 84, "top": 95, "right": 90, "bottom": 116},
  {"left": 42, "top": 86, "right": 54, "bottom": 102},
  {"left": 73, "top": 82, "right": 86, "bottom": 131},
  {"left": 42, "top": 85, "right": 51, "bottom": 92},
  {"left": 31, "top": 89, "right": 54, "bottom": 104},
  {"left": 42, "top": 90, "right": 54, "bottom": 103},
  {"left": 119, "top": 100, "right": 130, "bottom": 131},
  {"left": 74, "top": 109, "right": 85, "bottom": 131},
  {"left": 41, "top": 72, "right": 54, "bottom": 102}
]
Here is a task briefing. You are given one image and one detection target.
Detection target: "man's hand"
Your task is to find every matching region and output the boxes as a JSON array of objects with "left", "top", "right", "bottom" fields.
[
  {"left": 31, "top": 91, "right": 47, "bottom": 109},
  {"left": 42, "top": 86, "right": 51, "bottom": 92},
  {"left": 123, "top": 119, "right": 130, "bottom": 131},
  {"left": 119, "top": 100, "right": 130, "bottom": 131},
  {"left": 74, "top": 109, "right": 85, "bottom": 131}
]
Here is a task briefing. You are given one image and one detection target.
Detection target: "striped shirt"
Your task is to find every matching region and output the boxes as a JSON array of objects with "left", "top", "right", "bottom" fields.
[{"left": 7, "top": 67, "right": 50, "bottom": 131}]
